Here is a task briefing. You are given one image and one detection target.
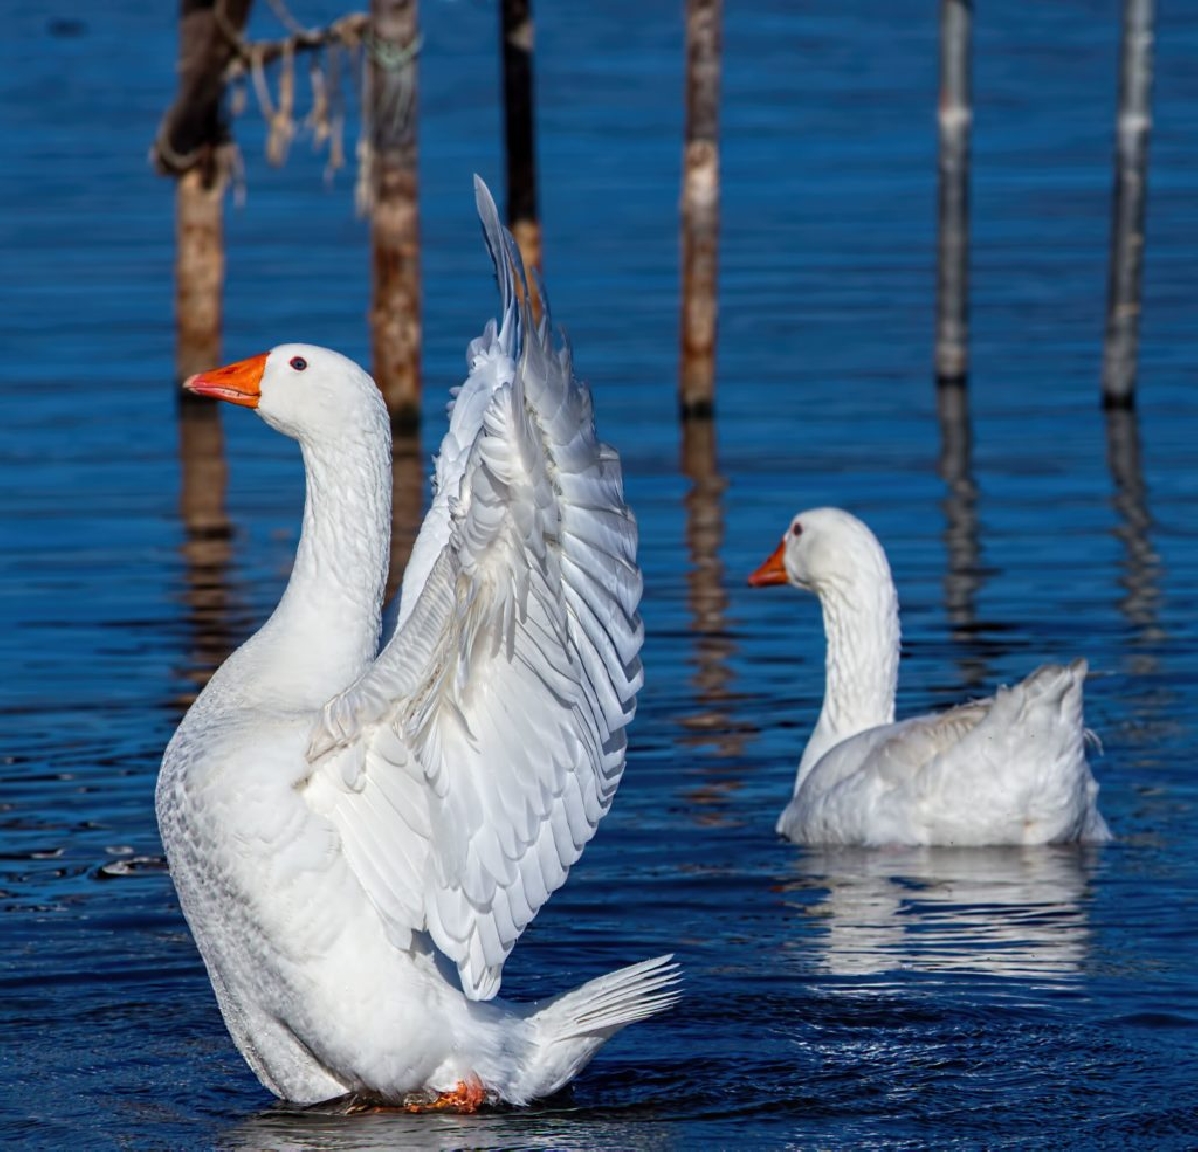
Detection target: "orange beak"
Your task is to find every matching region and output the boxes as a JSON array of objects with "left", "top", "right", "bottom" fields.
[
  {"left": 747, "top": 539, "right": 789, "bottom": 587},
  {"left": 183, "top": 352, "right": 268, "bottom": 409}
]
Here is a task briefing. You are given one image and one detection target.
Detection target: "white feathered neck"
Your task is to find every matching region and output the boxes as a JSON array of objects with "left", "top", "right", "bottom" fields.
[
  {"left": 204, "top": 387, "right": 393, "bottom": 716},
  {"left": 794, "top": 511, "right": 901, "bottom": 784}
]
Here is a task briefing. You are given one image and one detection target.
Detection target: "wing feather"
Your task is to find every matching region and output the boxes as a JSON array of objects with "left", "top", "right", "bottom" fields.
[{"left": 300, "top": 177, "right": 642, "bottom": 1000}]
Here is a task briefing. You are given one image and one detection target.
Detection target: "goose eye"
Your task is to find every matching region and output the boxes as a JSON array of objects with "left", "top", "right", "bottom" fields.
[
  {"left": 790, "top": 522, "right": 802, "bottom": 538},
  {"left": 289, "top": 356, "right": 308, "bottom": 371}
]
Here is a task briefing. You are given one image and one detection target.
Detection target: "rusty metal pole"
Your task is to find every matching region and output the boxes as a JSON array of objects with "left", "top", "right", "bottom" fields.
[
  {"left": 935, "top": 0, "right": 972, "bottom": 388},
  {"left": 679, "top": 0, "right": 722, "bottom": 420},
  {"left": 500, "top": 0, "right": 541, "bottom": 280},
  {"left": 369, "top": 0, "right": 422, "bottom": 431},
  {"left": 1102, "top": 0, "right": 1155, "bottom": 410}
]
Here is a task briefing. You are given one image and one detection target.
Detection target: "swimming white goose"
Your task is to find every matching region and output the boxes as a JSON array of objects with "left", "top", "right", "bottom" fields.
[
  {"left": 747, "top": 507, "right": 1111, "bottom": 847},
  {"left": 156, "top": 179, "right": 677, "bottom": 1110}
]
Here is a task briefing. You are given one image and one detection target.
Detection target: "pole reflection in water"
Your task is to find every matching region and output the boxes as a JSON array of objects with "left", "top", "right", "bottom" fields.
[
  {"left": 384, "top": 431, "right": 427, "bottom": 608},
  {"left": 1104, "top": 405, "right": 1172, "bottom": 797},
  {"left": 936, "top": 381, "right": 995, "bottom": 690},
  {"left": 1105, "top": 406, "right": 1164, "bottom": 670},
  {"left": 175, "top": 396, "right": 235, "bottom": 715},
  {"left": 677, "top": 418, "right": 752, "bottom": 824},
  {"left": 780, "top": 845, "right": 1096, "bottom": 984}
]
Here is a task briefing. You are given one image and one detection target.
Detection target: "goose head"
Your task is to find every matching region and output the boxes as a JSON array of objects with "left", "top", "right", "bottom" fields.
[
  {"left": 747, "top": 507, "right": 891, "bottom": 595},
  {"left": 184, "top": 343, "right": 386, "bottom": 444}
]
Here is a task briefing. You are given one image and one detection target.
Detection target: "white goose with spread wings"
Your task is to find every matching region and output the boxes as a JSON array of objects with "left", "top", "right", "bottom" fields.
[
  {"left": 156, "top": 179, "right": 677, "bottom": 1109},
  {"left": 747, "top": 507, "right": 1111, "bottom": 847}
]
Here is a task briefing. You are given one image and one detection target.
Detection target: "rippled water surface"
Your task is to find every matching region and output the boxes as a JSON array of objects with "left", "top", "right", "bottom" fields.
[{"left": 4, "top": 1, "right": 1198, "bottom": 1148}]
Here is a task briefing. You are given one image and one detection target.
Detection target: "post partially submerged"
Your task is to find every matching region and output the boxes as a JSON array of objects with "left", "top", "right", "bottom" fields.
[
  {"left": 935, "top": 0, "right": 972, "bottom": 388},
  {"left": 1102, "top": 0, "right": 1155, "bottom": 410},
  {"left": 154, "top": 0, "right": 254, "bottom": 388},
  {"left": 679, "top": 0, "right": 722, "bottom": 419},
  {"left": 500, "top": 0, "right": 542, "bottom": 279},
  {"left": 366, "top": 0, "right": 422, "bottom": 431}
]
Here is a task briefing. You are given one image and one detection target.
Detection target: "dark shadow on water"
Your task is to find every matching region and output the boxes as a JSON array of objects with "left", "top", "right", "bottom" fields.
[{"left": 778, "top": 845, "right": 1098, "bottom": 984}]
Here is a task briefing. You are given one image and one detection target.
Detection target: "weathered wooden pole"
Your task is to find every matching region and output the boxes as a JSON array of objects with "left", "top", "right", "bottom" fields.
[
  {"left": 1102, "top": 0, "right": 1155, "bottom": 409},
  {"left": 154, "top": 0, "right": 254, "bottom": 389},
  {"left": 935, "top": 0, "right": 972, "bottom": 387},
  {"left": 679, "top": 0, "right": 722, "bottom": 419},
  {"left": 384, "top": 434, "right": 425, "bottom": 606},
  {"left": 369, "top": 0, "right": 422, "bottom": 431},
  {"left": 500, "top": 0, "right": 541, "bottom": 279}
]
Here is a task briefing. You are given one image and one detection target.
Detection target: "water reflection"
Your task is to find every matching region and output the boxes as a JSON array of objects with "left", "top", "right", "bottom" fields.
[
  {"left": 1105, "top": 407, "right": 1164, "bottom": 663},
  {"left": 676, "top": 419, "right": 752, "bottom": 827},
  {"left": 175, "top": 397, "right": 235, "bottom": 714},
  {"left": 936, "top": 382, "right": 995, "bottom": 690},
  {"left": 225, "top": 1106, "right": 682, "bottom": 1152},
  {"left": 783, "top": 845, "right": 1095, "bottom": 982}
]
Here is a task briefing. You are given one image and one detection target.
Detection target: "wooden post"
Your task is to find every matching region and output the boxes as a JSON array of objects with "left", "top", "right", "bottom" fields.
[
  {"left": 935, "top": 0, "right": 972, "bottom": 387},
  {"left": 1102, "top": 0, "right": 1155, "bottom": 410},
  {"left": 154, "top": 0, "right": 254, "bottom": 389},
  {"left": 500, "top": 0, "right": 541, "bottom": 279},
  {"left": 384, "top": 433, "right": 425, "bottom": 606},
  {"left": 369, "top": 0, "right": 422, "bottom": 432},
  {"left": 679, "top": 0, "right": 722, "bottom": 419},
  {"left": 175, "top": 170, "right": 226, "bottom": 387},
  {"left": 154, "top": 0, "right": 250, "bottom": 621}
]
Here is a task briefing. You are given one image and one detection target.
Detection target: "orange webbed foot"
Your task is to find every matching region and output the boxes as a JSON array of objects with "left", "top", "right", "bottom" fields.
[{"left": 402, "top": 1075, "right": 487, "bottom": 1114}]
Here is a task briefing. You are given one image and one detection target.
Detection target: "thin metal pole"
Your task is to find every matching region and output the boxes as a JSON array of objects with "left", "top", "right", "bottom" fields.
[
  {"left": 935, "top": 0, "right": 972, "bottom": 387},
  {"left": 1102, "top": 0, "right": 1155, "bottom": 410},
  {"left": 500, "top": 0, "right": 541, "bottom": 279},
  {"left": 369, "top": 0, "right": 422, "bottom": 432},
  {"left": 679, "top": 0, "right": 722, "bottom": 420}
]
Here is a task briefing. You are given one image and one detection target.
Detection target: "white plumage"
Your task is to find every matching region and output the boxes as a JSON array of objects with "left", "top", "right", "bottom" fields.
[
  {"left": 748, "top": 507, "right": 1111, "bottom": 847},
  {"left": 156, "top": 178, "right": 677, "bottom": 1109}
]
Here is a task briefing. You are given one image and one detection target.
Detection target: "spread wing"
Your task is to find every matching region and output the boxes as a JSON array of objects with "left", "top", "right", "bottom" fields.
[{"left": 301, "top": 177, "right": 644, "bottom": 1000}]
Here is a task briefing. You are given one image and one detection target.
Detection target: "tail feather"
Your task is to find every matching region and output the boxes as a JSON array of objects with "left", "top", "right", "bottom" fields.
[
  {"left": 919, "top": 657, "right": 1110, "bottom": 844},
  {"left": 533, "top": 954, "right": 681, "bottom": 1038},
  {"left": 512, "top": 955, "right": 681, "bottom": 1102}
]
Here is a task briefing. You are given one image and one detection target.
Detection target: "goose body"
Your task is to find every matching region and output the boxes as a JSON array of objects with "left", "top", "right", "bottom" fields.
[
  {"left": 156, "top": 179, "right": 677, "bottom": 1108},
  {"left": 748, "top": 508, "right": 1111, "bottom": 847}
]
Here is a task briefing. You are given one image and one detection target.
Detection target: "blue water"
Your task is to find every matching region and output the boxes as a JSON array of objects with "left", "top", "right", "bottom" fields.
[{"left": 3, "top": 1, "right": 1198, "bottom": 1147}]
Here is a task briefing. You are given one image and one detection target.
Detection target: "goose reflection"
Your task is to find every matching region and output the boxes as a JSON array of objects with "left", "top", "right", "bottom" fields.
[
  {"left": 785, "top": 845, "right": 1096, "bottom": 982},
  {"left": 222, "top": 1105, "right": 682, "bottom": 1152}
]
